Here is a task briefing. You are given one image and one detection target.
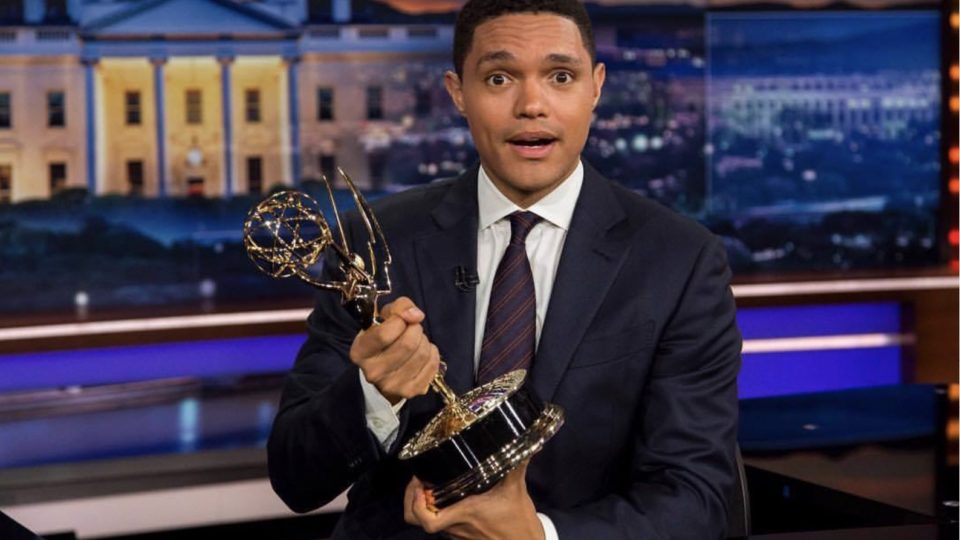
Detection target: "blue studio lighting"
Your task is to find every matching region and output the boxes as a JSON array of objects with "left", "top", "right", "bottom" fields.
[
  {"left": 0, "top": 303, "right": 907, "bottom": 399},
  {"left": 0, "top": 335, "right": 304, "bottom": 393},
  {"left": 737, "top": 302, "right": 905, "bottom": 398}
]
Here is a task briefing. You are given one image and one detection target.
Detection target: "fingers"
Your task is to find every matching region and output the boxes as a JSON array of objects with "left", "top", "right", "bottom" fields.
[
  {"left": 403, "top": 476, "right": 422, "bottom": 526},
  {"left": 380, "top": 296, "right": 425, "bottom": 324},
  {"left": 411, "top": 487, "right": 460, "bottom": 535},
  {"left": 383, "top": 330, "right": 439, "bottom": 399},
  {"left": 353, "top": 296, "right": 425, "bottom": 359},
  {"left": 405, "top": 477, "right": 447, "bottom": 533},
  {"left": 350, "top": 314, "right": 407, "bottom": 360},
  {"left": 406, "top": 463, "right": 538, "bottom": 539},
  {"left": 412, "top": 488, "right": 436, "bottom": 528},
  {"left": 409, "top": 344, "right": 442, "bottom": 397},
  {"left": 349, "top": 297, "right": 440, "bottom": 402}
]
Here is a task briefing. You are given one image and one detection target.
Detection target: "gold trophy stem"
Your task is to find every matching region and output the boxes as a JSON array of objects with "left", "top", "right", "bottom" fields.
[
  {"left": 431, "top": 375, "right": 458, "bottom": 406},
  {"left": 432, "top": 368, "right": 477, "bottom": 434},
  {"left": 369, "top": 318, "right": 475, "bottom": 424},
  {"left": 430, "top": 364, "right": 477, "bottom": 428}
]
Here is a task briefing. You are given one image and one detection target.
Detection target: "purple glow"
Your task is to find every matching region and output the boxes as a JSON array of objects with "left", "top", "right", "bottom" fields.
[
  {"left": 0, "top": 303, "right": 907, "bottom": 397},
  {"left": 738, "top": 347, "right": 902, "bottom": 399},
  {"left": 737, "top": 303, "right": 901, "bottom": 340},
  {"left": 0, "top": 335, "right": 304, "bottom": 392}
]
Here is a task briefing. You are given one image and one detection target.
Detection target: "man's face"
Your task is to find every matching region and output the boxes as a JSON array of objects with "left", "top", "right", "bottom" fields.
[{"left": 445, "top": 13, "right": 605, "bottom": 207}]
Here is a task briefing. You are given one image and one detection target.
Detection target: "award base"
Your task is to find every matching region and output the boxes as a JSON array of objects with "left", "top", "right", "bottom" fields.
[{"left": 399, "top": 370, "right": 565, "bottom": 508}]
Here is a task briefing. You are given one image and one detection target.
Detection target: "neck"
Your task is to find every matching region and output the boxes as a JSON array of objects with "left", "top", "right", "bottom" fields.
[
  {"left": 489, "top": 179, "right": 559, "bottom": 209},
  {"left": 482, "top": 162, "right": 578, "bottom": 209}
]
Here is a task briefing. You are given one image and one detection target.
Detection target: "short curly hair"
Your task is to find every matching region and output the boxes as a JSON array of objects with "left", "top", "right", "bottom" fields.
[{"left": 452, "top": 0, "right": 596, "bottom": 78}]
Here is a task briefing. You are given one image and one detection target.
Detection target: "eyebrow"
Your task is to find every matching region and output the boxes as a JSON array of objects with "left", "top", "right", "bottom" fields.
[
  {"left": 545, "top": 53, "right": 582, "bottom": 66},
  {"left": 475, "top": 50, "right": 515, "bottom": 69},
  {"left": 475, "top": 50, "right": 584, "bottom": 70}
]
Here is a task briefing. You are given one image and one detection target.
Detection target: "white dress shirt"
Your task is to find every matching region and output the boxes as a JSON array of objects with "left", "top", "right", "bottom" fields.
[{"left": 359, "top": 161, "right": 584, "bottom": 540}]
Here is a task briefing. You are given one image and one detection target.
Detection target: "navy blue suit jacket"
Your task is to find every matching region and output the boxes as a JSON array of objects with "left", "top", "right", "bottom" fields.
[{"left": 268, "top": 162, "right": 742, "bottom": 539}]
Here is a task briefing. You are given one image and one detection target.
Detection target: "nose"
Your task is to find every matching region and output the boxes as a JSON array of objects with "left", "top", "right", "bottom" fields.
[{"left": 514, "top": 79, "right": 548, "bottom": 119}]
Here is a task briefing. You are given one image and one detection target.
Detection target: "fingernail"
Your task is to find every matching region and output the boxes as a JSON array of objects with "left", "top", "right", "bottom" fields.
[{"left": 404, "top": 307, "right": 424, "bottom": 318}]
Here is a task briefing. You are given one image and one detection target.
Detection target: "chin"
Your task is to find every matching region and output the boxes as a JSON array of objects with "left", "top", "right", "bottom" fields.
[
  {"left": 506, "top": 175, "right": 564, "bottom": 198},
  {"left": 486, "top": 154, "right": 573, "bottom": 197},
  {"left": 518, "top": 166, "right": 569, "bottom": 187}
]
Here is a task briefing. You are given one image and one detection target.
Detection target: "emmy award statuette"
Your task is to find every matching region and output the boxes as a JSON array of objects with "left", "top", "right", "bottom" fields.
[{"left": 243, "top": 169, "right": 564, "bottom": 507}]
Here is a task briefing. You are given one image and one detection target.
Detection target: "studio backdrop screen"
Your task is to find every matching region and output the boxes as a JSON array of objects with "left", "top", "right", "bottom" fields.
[{"left": 0, "top": 0, "right": 944, "bottom": 319}]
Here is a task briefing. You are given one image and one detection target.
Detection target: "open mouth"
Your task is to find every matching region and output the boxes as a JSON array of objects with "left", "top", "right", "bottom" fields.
[
  {"left": 509, "top": 137, "right": 556, "bottom": 147},
  {"left": 507, "top": 133, "right": 558, "bottom": 157}
]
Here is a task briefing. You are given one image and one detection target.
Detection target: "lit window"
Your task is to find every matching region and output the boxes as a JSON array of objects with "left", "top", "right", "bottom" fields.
[
  {"left": 245, "top": 89, "right": 261, "bottom": 123},
  {"left": 125, "top": 91, "right": 141, "bottom": 125},
  {"left": 317, "top": 87, "right": 334, "bottom": 121},
  {"left": 127, "top": 160, "right": 144, "bottom": 195},
  {"left": 47, "top": 91, "right": 65, "bottom": 127},
  {"left": 247, "top": 156, "right": 263, "bottom": 194},
  {"left": 186, "top": 89, "right": 202, "bottom": 124},
  {"left": 49, "top": 162, "right": 66, "bottom": 195},
  {"left": 0, "top": 92, "right": 10, "bottom": 128},
  {"left": 0, "top": 164, "right": 11, "bottom": 203}
]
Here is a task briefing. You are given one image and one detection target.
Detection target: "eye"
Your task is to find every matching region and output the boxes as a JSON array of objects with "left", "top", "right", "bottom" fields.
[
  {"left": 553, "top": 71, "right": 574, "bottom": 84},
  {"left": 486, "top": 73, "right": 509, "bottom": 86}
]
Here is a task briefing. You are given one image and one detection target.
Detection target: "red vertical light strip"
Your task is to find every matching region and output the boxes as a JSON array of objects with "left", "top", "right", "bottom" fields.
[{"left": 948, "top": 6, "right": 959, "bottom": 273}]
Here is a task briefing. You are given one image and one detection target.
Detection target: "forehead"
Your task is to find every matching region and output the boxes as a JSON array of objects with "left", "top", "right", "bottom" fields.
[{"left": 467, "top": 13, "right": 588, "bottom": 66}]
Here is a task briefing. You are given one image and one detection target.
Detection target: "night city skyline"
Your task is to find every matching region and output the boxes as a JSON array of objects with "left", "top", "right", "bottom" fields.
[
  {"left": 382, "top": 0, "right": 938, "bottom": 13},
  {"left": 0, "top": 0, "right": 947, "bottom": 318}
]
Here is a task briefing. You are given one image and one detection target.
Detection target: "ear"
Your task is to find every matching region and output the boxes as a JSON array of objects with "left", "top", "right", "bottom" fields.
[
  {"left": 444, "top": 70, "right": 466, "bottom": 116},
  {"left": 591, "top": 62, "right": 606, "bottom": 110}
]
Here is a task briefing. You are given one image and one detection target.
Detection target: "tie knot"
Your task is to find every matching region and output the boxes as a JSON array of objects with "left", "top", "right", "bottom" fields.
[{"left": 508, "top": 211, "right": 542, "bottom": 245}]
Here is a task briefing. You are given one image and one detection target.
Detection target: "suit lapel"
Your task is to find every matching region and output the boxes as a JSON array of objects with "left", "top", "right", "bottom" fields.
[
  {"left": 531, "top": 165, "right": 631, "bottom": 402},
  {"left": 413, "top": 167, "right": 479, "bottom": 396}
]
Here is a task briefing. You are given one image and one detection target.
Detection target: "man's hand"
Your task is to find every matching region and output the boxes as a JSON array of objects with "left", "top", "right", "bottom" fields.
[
  {"left": 403, "top": 460, "right": 545, "bottom": 540},
  {"left": 350, "top": 296, "right": 441, "bottom": 405}
]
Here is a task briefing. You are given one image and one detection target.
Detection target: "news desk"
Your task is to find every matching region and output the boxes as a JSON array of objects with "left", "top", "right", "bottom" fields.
[
  {"left": 754, "top": 524, "right": 950, "bottom": 539},
  {"left": 738, "top": 384, "right": 956, "bottom": 538},
  {"left": 0, "top": 382, "right": 955, "bottom": 539},
  {"left": 0, "top": 507, "right": 952, "bottom": 539}
]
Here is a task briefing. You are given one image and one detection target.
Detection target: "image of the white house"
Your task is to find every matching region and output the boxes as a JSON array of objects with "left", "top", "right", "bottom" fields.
[{"left": 0, "top": 0, "right": 462, "bottom": 202}]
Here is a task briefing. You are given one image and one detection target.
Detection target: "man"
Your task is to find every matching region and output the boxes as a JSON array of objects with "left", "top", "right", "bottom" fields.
[{"left": 268, "top": 1, "right": 742, "bottom": 538}]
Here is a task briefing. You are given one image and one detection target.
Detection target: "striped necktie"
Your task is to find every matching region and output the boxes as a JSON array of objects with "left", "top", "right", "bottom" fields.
[{"left": 476, "top": 211, "right": 542, "bottom": 385}]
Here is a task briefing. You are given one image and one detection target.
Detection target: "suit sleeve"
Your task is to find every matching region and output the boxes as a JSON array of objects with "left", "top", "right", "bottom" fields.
[
  {"left": 266, "top": 241, "right": 388, "bottom": 513},
  {"left": 547, "top": 236, "right": 742, "bottom": 539}
]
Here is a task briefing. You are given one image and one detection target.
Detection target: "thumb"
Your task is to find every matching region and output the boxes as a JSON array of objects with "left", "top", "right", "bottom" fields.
[
  {"left": 397, "top": 305, "right": 425, "bottom": 324},
  {"left": 380, "top": 296, "right": 425, "bottom": 323},
  {"left": 502, "top": 459, "right": 530, "bottom": 491},
  {"left": 478, "top": 460, "right": 528, "bottom": 503}
]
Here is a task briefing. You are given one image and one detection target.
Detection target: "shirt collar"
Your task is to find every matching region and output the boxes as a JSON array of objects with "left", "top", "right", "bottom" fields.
[{"left": 477, "top": 160, "right": 583, "bottom": 232}]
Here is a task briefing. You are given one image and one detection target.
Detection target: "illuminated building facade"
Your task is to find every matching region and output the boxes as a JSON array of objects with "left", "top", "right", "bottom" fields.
[
  {"left": 0, "top": 0, "right": 453, "bottom": 201},
  {"left": 710, "top": 73, "right": 940, "bottom": 141}
]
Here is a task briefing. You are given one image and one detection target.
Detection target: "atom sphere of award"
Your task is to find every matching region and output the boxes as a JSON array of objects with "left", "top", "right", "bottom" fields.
[{"left": 243, "top": 170, "right": 564, "bottom": 508}]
